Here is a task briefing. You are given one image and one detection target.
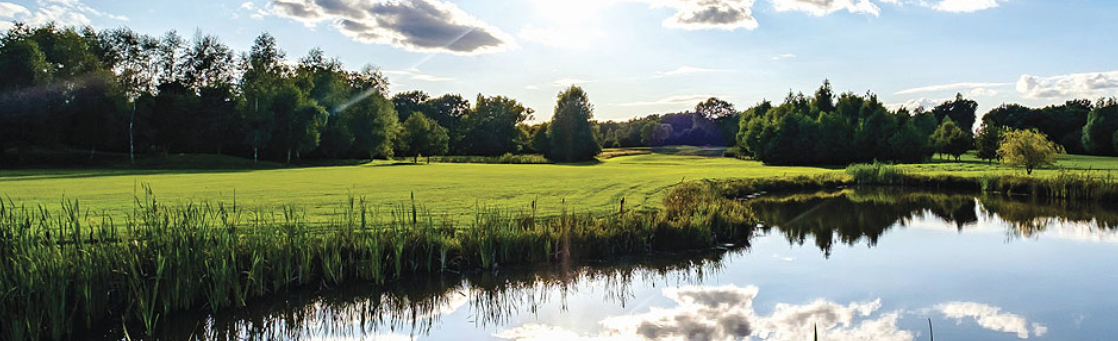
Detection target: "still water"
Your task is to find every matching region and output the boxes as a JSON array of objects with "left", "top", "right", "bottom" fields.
[{"left": 113, "top": 189, "right": 1118, "bottom": 341}]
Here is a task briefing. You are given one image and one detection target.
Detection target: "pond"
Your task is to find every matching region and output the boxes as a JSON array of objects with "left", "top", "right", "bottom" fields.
[{"left": 92, "top": 189, "right": 1118, "bottom": 341}]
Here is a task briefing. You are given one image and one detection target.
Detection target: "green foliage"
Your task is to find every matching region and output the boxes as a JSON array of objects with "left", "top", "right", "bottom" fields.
[
  {"left": 984, "top": 100, "right": 1091, "bottom": 154},
  {"left": 739, "top": 81, "right": 935, "bottom": 165},
  {"left": 930, "top": 93, "right": 978, "bottom": 134},
  {"left": 399, "top": 112, "right": 449, "bottom": 163},
  {"left": 463, "top": 95, "right": 532, "bottom": 156},
  {"left": 931, "top": 117, "right": 973, "bottom": 161},
  {"left": 546, "top": 86, "right": 601, "bottom": 162},
  {"left": 999, "top": 129, "right": 1064, "bottom": 175},
  {"left": 1083, "top": 99, "right": 1118, "bottom": 155},
  {"left": 975, "top": 122, "right": 1003, "bottom": 163}
]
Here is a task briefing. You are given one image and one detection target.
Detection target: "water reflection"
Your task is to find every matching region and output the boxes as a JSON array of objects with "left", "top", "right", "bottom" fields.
[
  {"left": 111, "top": 248, "right": 736, "bottom": 341},
  {"left": 99, "top": 188, "right": 1118, "bottom": 341},
  {"left": 746, "top": 188, "right": 1118, "bottom": 256}
]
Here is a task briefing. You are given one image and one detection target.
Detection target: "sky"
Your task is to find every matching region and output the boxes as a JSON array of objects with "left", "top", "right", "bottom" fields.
[{"left": 2, "top": 0, "right": 1117, "bottom": 122}]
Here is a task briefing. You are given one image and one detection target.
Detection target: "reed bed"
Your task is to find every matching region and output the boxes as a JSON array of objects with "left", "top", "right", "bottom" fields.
[
  {"left": 0, "top": 183, "right": 755, "bottom": 340},
  {"left": 846, "top": 162, "right": 1118, "bottom": 200}
]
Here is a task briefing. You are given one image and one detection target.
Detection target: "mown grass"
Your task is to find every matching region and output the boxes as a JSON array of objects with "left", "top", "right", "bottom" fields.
[
  {"left": 0, "top": 181, "right": 757, "bottom": 341},
  {"left": 0, "top": 153, "right": 834, "bottom": 222}
]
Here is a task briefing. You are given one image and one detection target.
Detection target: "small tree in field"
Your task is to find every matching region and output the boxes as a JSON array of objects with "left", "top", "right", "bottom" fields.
[
  {"left": 931, "top": 117, "right": 972, "bottom": 161},
  {"left": 998, "top": 129, "right": 1063, "bottom": 175},
  {"left": 400, "top": 112, "right": 449, "bottom": 163}
]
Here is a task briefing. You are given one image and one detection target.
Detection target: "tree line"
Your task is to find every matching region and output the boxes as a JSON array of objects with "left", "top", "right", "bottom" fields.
[
  {"left": 4, "top": 23, "right": 1118, "bottom": 167},
  {"left": 0, "top": 23, "right": 602, "bottom": 166}
]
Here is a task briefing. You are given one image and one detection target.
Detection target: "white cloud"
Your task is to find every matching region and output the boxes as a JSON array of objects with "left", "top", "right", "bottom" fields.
[
  {"left": 931, "top": 0, "right": 1009, "bottom": 13},
  {"left": 894, "top": 82, "right": 1011, "bottom": 95},
  {"left": 887, "top": 97, "right": 944, "bottom": 111},
  {"left": 494, "top": 285, "right": 913, "bottom": 341},
  {"left": 657, "top": 66, "right": 727, "bottom": 77},
  {"left": 967, "top": 87, "right": 998, "bottom": 97},
  {"left": 618, "top": 94, "right": 718, "bottom": 107},
  {"left": 269, "top": 0, "right": 515, "bottom": 55},
  {"left": 772, "top": 53, "right": 797, "bottom": 60},
  {"left": 239, "top": 1, "right": 267, "bottom": 20},
  {"left": 383, "top": 68, "right": 455, "bottom": 82},
  {"left": 937, "top": 301, "right": 1046, "bottom": 339},
  {"left": 1016, "top": 70, "right": 1118, "bottom": 99},
  {"left": 0, "top": 0, "right": 128, "bottom": 28},
  {"left": 0, "top": 2, "right": 29, "bottom": 18},
  {"left": 771, "top": 0, "right": 883, "bottom": 16},
  {"left": 659, "top": 0, "right": 759, "bottom": 31}
]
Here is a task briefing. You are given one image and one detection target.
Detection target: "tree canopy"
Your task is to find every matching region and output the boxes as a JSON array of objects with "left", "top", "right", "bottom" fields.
[
  {"left": 999, "top": 129, "right": 1063, "bottom": 175},
  {"left": 545, "top": 86, "right": 601, "bottom": 162}
]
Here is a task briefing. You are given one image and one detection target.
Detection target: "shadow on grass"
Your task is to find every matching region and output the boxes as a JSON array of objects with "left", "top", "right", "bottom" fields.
[{"left": 0, "top": 150, "right": 379, "bottom": 180}]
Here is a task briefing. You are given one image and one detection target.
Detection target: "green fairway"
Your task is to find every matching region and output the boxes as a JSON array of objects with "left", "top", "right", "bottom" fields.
[
  {"left": 5, "top": 151, "right": 1118, "bottom": 222},
  {"left": 0, "top": 153, "right": 835, "bottom": 221}
]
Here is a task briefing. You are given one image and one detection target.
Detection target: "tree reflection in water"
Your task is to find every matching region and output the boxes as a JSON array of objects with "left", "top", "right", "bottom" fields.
[
  {"left": 746, "top": 188, "right": 1118, "bottom": 256},
  {"left": 107, "top": 187, "right": 1116, "bottom": 340},
  {"left": 114, "top": 247, "right": 736, "bottom": 341}
]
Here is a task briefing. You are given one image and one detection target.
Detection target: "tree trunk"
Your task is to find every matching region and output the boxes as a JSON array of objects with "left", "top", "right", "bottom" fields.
[
  {"left": 89, "top": 146, "right": 96, "bottom": 160},
  {"left": 414, "top": 155, "right": 418, "bottom": 164},
  {"left": 286, "top": 149, "right": 292, "bottom": 165},
  {"left": 253, "top": 147, "right": 258, "bottom": 164}
]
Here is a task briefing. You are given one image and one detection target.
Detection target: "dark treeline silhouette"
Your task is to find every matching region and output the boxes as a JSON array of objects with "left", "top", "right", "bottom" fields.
[
  {"left": 0, "top": 23, "right": 602, "bottom": 165},
  {"left": 6, "top": 23, "right": 1118, "bottom": 167}
]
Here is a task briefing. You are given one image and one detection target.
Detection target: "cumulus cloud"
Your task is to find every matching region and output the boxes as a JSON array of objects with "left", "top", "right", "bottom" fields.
[
  {"left": 0, "top": 0, "right": 128, "bottom": 29},
  {"left": 239, "top": 2, "right": 268, "bottom": 20},
  {"left": 269, "top": 0, "right": 514, "bottom": 55},
  {"left": 660, "top": 0, "right": 759, "bottom": 31},
  {"left": 937, "top": 301, "right": 1047, "bottom": 339},
  {"left": 495, "top": 285, "right": 913, "bottom": 341},
  {"left": 887, "top": 97, "right": 944, "bottom": 111},
  {"left": 931, "top": 0, "right": 1010, "bottom": 13},
  {"left": 770, "top": 0, "right": 883, "bottom": 16},
  {"left": 1016, "top": 70, "right": 1118, "bottom": 99},
  {"left": 618, "top": 94, "right": 719, "bottom": 107}
]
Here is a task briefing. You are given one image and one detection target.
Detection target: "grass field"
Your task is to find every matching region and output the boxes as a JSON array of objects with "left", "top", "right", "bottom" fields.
[{"left": 4, "top": 150, "right": 1118, "bottom": 222}]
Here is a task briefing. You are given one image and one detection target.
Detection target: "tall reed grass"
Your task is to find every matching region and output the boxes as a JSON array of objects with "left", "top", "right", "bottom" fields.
[{"left": 0, "top": 182, "right": 755, "bottom": 340}]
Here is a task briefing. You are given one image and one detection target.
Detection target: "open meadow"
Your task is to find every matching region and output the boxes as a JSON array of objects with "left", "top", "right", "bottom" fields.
[{"left": 5, "top": 150, "right": 1118, "bottom": 222}]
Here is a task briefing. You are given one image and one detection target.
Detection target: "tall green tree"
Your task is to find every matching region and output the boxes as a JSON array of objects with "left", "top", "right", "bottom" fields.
[
  {"left": 545, "top": 86, "right": 601, "bottom": 162},
  {"left": 345, "top": 91, "right": 399, "bottom": 159},
  {"left": 462, "top": 95, "right": 532, "bottom": 156},
  {"left": 399, "top": 112, "right": 449, "bottom": 163},
  {"left": 931, "top": 118, "right": 972, "bottom": 161},
  {"left": 930, "top": 93, "right": 978, "bottom": 135},
  {"left": 241, "top": 33, "right": 287, "bottom": 163},
  {"left": 974, "top": 122, "right": 1003, "bottom": 163},
  {"left": 1082, "top": 99, "right": 1118, "bottom": 156}
]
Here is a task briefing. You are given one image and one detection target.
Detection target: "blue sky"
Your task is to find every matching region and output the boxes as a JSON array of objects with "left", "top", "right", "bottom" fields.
[{"left": 2, "top": 0, "right": 1117, "bottom": 122}]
